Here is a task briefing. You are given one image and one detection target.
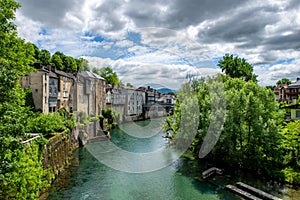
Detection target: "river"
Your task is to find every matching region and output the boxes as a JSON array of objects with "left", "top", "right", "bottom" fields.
[{"left": 46, "top": 118, "right": 299, "bottom": 200}]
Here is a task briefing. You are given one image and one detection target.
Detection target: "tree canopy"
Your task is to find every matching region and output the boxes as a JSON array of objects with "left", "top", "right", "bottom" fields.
[
  {"left": 93, "top": 66, "right": 120, "bottom": 85},
  {"left": 164, "top": 67, "right": 300, "bottom": 184},
  {"left": 218, "top": 54, "right": 257, "bottom": 82},
  {"left": 0, "top": 1, "right": 50, "bottom": 198},
  {"left": 276, "top": 78, "right": 291, "bottom": 85},
  {"left": 76, "top": 57, "right": 90, "bottom": 72}
]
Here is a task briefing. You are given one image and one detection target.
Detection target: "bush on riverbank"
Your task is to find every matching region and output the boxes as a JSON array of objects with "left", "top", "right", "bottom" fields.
[{"left": 26, "top": 110, "right": 75, "bottom": 137}]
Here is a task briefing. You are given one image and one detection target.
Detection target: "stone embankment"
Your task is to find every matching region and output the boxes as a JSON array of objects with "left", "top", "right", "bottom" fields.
[{"left": 42, "top": 120, "right": 108, "bottom": 180}]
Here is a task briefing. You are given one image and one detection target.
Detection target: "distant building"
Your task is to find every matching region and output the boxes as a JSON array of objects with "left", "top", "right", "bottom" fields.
[
  {"left": 106, "top": 86, "right": 145, "bottom": 122},
  {"left": 274, "top": 78, "right": 300, "bottom": 104},
  {"left": 124, "top": 87, "right": 145, "bottom": 121}
]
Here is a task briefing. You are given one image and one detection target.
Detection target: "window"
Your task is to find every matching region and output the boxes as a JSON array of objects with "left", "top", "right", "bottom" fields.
[{"left": 296, "top": 110, "right": 300, "bottom": 118}]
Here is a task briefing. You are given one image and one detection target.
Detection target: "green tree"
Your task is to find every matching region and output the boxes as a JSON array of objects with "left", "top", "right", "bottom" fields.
[
  {"left": 0, "top": 1, "right": 51, "bottom": 198},
  {"left": 218, "top": 54, "right": 257, "bottom": 82},
  {"left": 276, "top": 78, "right": 291, "bottom": 85},
  {"left": 63, "top": 56, "right": 77, "bottom": 72},
  {"left": 92, "top": 67, "right": 101, "bottom": 75},
  {"left": 279, "top": 121, "right": 300, "bottom": 184},
  {"left": 92, "top": 67, "right": 119, "bottom": 85},
  {"left": 50, "top": 52, "right": 64, "bottom": 70},
  {"left": 99, "top": 67, "right": 120, "bottom": 86},
  {"left": 27, "top": 43, "right": 40, "bottom": 63},
  {"left": 165, "top": 76, "right": 284, "bottom": 176},
  {"left": 126, "top": 82, "right": 133, "bottom": 87},
  {"left": 39, "top": 49, "right": 51, "bottom": 66},
  {"left": 76, "top": 58, "right": 90, "bottom": 72}
]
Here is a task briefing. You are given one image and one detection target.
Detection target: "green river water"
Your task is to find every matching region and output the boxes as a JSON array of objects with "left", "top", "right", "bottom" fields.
[{"left": 46, "top": 118, "right": 299, "bottom": 200}]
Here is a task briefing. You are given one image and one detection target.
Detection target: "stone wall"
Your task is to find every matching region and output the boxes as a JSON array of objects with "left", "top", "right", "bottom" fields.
[
  {"left": 42, "top": 132, "right": 71, "bottom": 178},
  {"left": 42, "top": 121, "right": 106, "bottom": 180}
]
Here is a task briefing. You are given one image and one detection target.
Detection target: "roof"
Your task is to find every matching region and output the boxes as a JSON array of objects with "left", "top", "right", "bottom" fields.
[
  {"left": 54, "top": 69, "right": 73, "bottom": 78},
  {"left": 48, "top": 71, "right": 58, "bottom": 78},
  {"left": 79, "top": 71, "right": 105, "bottom": 80},
  {"left": 288, "top": 79, "right": 300, "bottom": 89}
]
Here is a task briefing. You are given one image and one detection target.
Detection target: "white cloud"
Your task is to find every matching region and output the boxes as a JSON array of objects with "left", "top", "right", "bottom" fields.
[{"left": 14, "top": 0, "right": 300, "bottom": 87}]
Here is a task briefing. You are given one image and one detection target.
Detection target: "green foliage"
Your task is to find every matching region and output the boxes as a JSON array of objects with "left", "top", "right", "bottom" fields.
[
  {"left": 30, "top": 43, "right": 41, "bottom": 62},
  {"left": 280, "top": 167, "right": 300, "bottom": 184},
  {"left": 96, "top": 66, "right": 120, "bottom": 85},
  {"left": 218, "top": 54, "right": 257, "bottom": 82},
  {"left": 50, "top": 52, "right": 64, "bottom": 70},
  {"left": 76, "top": 58, "right": 90, "bottom": 72},
  {"left": 76, "top": 111, "right": 90, "bottom": 125},
  {"left": 63, "top": 56, "right": 77, "bottom": 72},
  {"left": 50, "top": 51, "right": 78, "bottom": 72},
  {"left": 166, "top": 76, "right": 290, "bottom": 181},
  {"left": 26, "top": 111, "right": 75, "bottom": 137},
  {"left": 0, "top": 0, "right": 20, "bottom": 33},
  {"left": 126, "top": 82, "right": 133, "bottom": 87},
  {"left": 39, "top": 49, "right": 51, "bottom": 66},
  {"left": 276, "top": 78, "right": 291, "bottom": 85},
  {"left": 102, "top": 108, "right": 118, "bottom": 129},
  {"left": 0, "top": 141, "right": 50, "bottom": 199},
  {"left": 280, "top": 121, "right": 300, "bottom": 168}
]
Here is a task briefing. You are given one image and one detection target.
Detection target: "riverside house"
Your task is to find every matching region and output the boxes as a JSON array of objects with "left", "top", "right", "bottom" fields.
[
  {"left": 274, "top": 77, "right": 300, "bottom": 104},
  {"left": 21, "top": 64, "right": 107, "bottom": 116},
  {"left": 73, "top": 71, "right": 106, "bottom": 116}
]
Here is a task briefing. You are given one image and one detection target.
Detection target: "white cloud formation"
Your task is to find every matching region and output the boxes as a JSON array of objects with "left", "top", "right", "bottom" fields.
[{"left": 15, "top": 0, "right": 300, "bottom": 87}]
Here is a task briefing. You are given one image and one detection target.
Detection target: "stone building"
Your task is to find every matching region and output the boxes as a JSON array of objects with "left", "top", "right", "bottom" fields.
[
  {"left": 74, "top": 71, "right": 106, "bottom": 116},
  {"left": 54, "top": 69, "right": 75, "bottom": 112},
  {"left": 20, "top": 64, "right": 51, "bottom": 113}
]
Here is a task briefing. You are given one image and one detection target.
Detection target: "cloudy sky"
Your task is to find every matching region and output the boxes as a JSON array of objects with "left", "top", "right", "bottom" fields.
[{"left": 15, "top": 0, "right": 300, "bottom": 89}]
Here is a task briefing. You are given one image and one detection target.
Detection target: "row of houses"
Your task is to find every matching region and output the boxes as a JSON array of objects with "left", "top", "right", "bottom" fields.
[
  {"left": 21, "top": 63, "right": 176, "bottom": 122},
  {"left": 274, "top": 77, "right": 300, "bottom": 120}
]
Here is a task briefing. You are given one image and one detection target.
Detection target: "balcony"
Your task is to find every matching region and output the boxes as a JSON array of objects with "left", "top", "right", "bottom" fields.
[{"left": 285, "top": 91, "right": 300, "bottom": 95}]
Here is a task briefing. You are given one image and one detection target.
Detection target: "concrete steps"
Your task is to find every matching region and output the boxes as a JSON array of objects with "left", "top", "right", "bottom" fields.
[
  {"left": 202, "top": 167, "right": 223, "bottom": 179},
  {"left": 87, "top": 135, "right": 108, "bottom": 143},
  {"left": 226, "top": 182, "right": 282, "bottom": 200},
  {"left": 226, "top": 185, "right": 263, "bottom": 200}
]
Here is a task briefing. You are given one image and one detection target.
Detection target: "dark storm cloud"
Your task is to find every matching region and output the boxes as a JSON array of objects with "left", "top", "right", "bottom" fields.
[
  {"left": 263, "top": 30, "right": 300, "bottom": 50},
  {"left": 165, "top": 0, "right": 249, "bottom": 29},
  {"left": 198, "top": 6, "right": 278, "bottom": 46},
  {"left": 286, "top": 0, "right": 300, "bottom": 9},
  {"left": 17, "top": 0, "right": 77, "bottom": 28},
  {"left": 124, "top": 0, "right": 249, "bottom": 29}
]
